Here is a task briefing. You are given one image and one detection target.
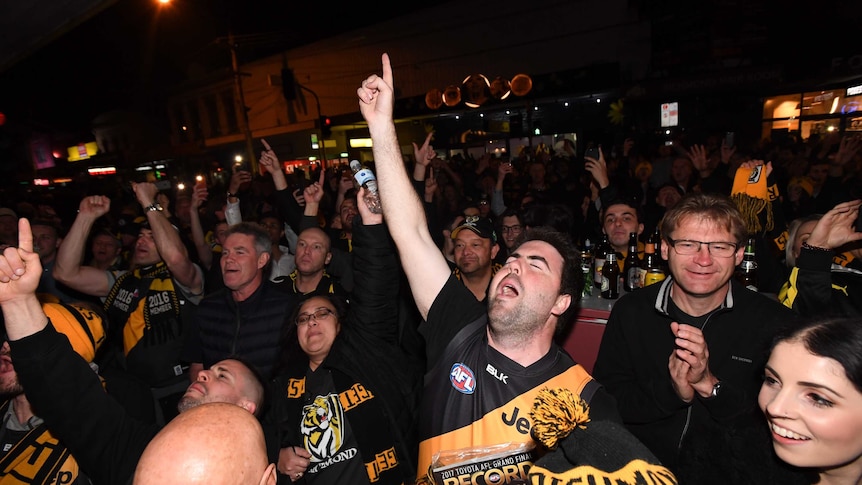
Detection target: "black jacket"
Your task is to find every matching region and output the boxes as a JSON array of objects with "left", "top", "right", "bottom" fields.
[
  {"left": 11, "top": 324, "right": 159, "bottom": 485},
  {"left": 779, "top": 247, "right": 862, "bottom": 318},
  {"left": 182, "top": 280, "right": 300, "bottom": 379},
  {"left": 592, "top": 277, "right": 800, "bottom": 474}
]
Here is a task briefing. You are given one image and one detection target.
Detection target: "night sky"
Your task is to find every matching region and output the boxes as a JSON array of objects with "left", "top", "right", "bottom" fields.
[{"left": 0, "top": 0, "right": 426, "bottom": 132}]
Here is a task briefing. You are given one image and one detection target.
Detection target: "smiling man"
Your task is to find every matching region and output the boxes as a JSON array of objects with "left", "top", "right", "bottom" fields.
[
  {"left": 449, "top": 216, "right": 501, "bottom": 302},
  {"left": 183, "top": 222, "right": 300, "bottom": 380},
  {"left": 357, "top": 53, "right": 621, "bottom": 481},
  {"left": 601, "top": 199, "right": 644, "bottom": 258},
  {"left": 592, "top": 192, "right": 800, "bottom": 481}
]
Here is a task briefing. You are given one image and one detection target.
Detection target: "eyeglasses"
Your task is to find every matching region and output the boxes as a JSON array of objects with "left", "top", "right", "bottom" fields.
[
  {"left": 501, "top": 224, "right": 523, "bottom": 234},
  {"left": 295, "top": 308, "right": 335, "bottom": 326},
  {"left": 665, "top": 237, "right": 738, "bottom": 258}
]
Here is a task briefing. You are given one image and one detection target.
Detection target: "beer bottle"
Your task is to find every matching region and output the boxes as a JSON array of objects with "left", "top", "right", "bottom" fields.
[
  {"left": 601, "top": 253, "right": 620, "bottom": 299},
  {"left": 593, "top": 234, "right": 610, "bottom": 289},
  {"left": 642, "top": 228, "right": 666, "bottom": 287},
  {"left": 623, "top": 232, "right": 642, "bottom": 292},
  {"left": 735, "top": 236, "right": 758, "bottom": 291},
  {"left": 580, "top": 241, "right": 593, "bottom": 298}
]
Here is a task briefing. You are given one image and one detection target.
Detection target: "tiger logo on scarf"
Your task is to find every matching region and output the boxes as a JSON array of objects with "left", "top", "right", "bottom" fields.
[{"left": 300, "top": 394, "right": 344, "bottom": 461}]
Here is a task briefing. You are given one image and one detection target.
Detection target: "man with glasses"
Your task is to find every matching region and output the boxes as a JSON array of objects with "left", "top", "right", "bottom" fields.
[
  {"left": 496, "top": 208, "right": 524, "bottom": 261},
  {"left": 592, "top": 192, "right": 799, "bottom": 481}
]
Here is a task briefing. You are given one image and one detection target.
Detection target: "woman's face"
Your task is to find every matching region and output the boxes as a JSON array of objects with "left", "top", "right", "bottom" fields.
[
  {"left": 295, "top": 296, "right": 341, "bottom": 367},
  {"left": 758, "top": 340, "right": 862, "bottom": 472}
]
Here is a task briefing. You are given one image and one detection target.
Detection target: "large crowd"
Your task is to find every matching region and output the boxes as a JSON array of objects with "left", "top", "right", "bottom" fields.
[{"left": 0, "top": 52, "right": 860, "bottom": 485}]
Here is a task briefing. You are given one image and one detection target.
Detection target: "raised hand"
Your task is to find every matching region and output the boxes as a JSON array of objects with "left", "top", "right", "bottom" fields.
[
  {"left": 413, "top": 131, "right": 436, "bottom": 169},
  {"left": 132, "top": 182, "right": 159, "bottom": 207},
  {"left": 687, "top": 144, "right": 709, "bottom": 173},
  {"left": 424, "top": 168, "right": 438, "bottom": 201},
  {"left": 78, "top": 195, "right": 111, "bottom": 219},
  {"left": 259, "top": 138, "right": 281, "bottom": 175},
  {"left": 191, "top": 184, "right": 208, "bottom": 209},
  {"left": 356, "top": 187, "right": 383, "bottom": 226},
  {"left": 584, "top": 147, "right": 609, "bottom": 189},
  {"left": 0, "top": 219, "right": 41, "bottom": 295},
  {"left": 303, "top": 169, "right": 326, "bottom": 205},
  {"left": 229, "top": 170, "right": 252, "bottom": 195},
  {"left": 805, "top": 199, "right": 862, "bottom": 250},
  {"left": 357, "top": 53, "right": 395, "bottom": 127}
]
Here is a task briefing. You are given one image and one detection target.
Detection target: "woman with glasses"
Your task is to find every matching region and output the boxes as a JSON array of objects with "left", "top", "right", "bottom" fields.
[
  {"left": 593, "top": 191, "right": 802, "bottom": 481},
  {"left": 264, "top": 187, "right": 421, "bottom": 485}
]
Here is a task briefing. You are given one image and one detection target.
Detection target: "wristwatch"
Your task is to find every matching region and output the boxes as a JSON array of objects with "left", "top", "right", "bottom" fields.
[
  {"left": 144, "top": 202, "right": 164, "bottom": 213},
  {"left": 705, "top": 381, "right": 722, "bottom": 400},
  {"left": 226, "top": 191, "right": 237, "bottom": 199}
]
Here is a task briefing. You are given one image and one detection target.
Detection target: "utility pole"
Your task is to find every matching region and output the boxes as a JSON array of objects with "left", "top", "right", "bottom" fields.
[
  {"left": 298, "top": 84, "right": 327, "bottom": 167},
  {"left": 227, "top": 31, "right": 258, "bottom": 175}
]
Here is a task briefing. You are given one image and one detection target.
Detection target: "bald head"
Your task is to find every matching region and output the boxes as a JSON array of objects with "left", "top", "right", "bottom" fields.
[{"left": 134, "top": 403, "right": 275, "bottom": 485}]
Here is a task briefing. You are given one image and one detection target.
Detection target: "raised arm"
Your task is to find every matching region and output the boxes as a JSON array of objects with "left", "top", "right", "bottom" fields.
[
  {"left": 260, "top": 138, "right": 288, "bottom": 192},
  {"left": 357, "top": 53, "right": 450, "bottom": 319},
  {"left": 189, "top": 183, "right": 214, "bottom": 270},
  {"left": 53, "top": 196, "right": 113, "bottom": 296},
  {"left": 133, "top": 182, "right": 203, "bottom": 294}
]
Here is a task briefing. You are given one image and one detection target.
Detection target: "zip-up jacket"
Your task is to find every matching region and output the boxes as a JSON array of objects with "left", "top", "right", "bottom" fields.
[
  {"left": 592, "top": 277, "right": 799, "bottom": 473},
  {"left": 182, "top": 281, "right": 300, "bottom": 379}
]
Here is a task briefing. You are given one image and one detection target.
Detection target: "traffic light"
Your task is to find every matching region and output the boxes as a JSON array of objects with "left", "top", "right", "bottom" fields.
[{"left": 319, "top": 115, "right": 332, "bottom": 138}]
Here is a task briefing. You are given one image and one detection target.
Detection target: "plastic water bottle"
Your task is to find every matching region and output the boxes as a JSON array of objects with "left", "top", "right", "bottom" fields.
[{"left": 349, "top": 160, "right": 382, "bottom": 214}]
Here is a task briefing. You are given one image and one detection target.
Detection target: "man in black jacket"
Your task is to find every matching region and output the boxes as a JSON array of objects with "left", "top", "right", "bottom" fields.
[
  {"left": 0, "top": 218, "right": 269, "bottom": 485},
  {"left": 592, "top": 192, "right": 801, "bottom": 480},
  {"left": 182, "top": 221, "right": 300, "bottom": 380}
]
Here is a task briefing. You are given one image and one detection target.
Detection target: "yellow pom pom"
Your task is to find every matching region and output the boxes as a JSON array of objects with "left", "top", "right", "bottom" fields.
[{"left": 530, "top": 387, "right": 590, "bottom": 449}]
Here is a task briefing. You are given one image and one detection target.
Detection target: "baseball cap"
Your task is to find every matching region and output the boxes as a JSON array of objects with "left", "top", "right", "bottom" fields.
[
  {"left": 0, "top": 208, "right": 17, "bottom": 219},
  {"left": 450, "top": 216, "right": 497, "bottom": 243}
]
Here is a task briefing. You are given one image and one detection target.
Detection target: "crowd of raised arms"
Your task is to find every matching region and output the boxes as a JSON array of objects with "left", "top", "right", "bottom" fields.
[{"left": 0, "top": 53, "right": 859, "bottom": 485}]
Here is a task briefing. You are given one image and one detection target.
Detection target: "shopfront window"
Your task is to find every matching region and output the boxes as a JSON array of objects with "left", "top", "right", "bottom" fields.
[
  {"left": 801, "top": 90, "right": 844, "bottom": 116},
  {"left": 762, "top": 87, "right": 862, "bottom": 141}
]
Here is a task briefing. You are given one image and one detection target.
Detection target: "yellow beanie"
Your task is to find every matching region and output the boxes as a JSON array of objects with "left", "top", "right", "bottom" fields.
[{"left": 42, "top": 302, "right": 106, "bottom": 362}]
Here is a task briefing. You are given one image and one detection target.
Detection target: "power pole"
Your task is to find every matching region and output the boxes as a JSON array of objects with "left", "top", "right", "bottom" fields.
[
  {"left": 227, "top": 31, "right": 258, "bottom": 175},
  {"left": 298, "top": 84, "right": 327, "bottom": 167}
]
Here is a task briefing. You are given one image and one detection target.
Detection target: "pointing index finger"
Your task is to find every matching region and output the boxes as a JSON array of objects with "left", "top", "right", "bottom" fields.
[
  {"left": 17, "top": 218, "right": 33, "bottom": 253},
  {"left": 261, "top": 138, "right": 272, "bottom": 151},
  {"left": 381, "top": 53, "right": 393, "bottom": 87}
]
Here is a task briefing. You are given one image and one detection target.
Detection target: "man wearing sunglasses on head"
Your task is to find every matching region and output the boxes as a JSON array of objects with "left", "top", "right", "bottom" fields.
[{"left": 593, "top": 191, "right": 801, "bottom": 482}]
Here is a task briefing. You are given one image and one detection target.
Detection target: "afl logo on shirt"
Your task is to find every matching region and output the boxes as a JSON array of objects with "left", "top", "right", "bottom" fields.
[{"left": 450, "top": 363, "right": 476, "bottom": 394}]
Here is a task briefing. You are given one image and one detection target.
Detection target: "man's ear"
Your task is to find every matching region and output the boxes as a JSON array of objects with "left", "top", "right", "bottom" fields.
[
  {"left": 239, "top": 399, "right": 257, "bottom": 416},
  {"left": 490, "top": 243, "right": 500, "bottom": 260},
  {"left": 257, "top": 252, "right": 271, "bottom": 270},
  {"left": 261, "top": 463, "right": 277, "bottom": 485},
  {"left": 551, "top": 293, "right": 572, "bottom": 317},
  {"left": 325, "top": 252, "right": 332, "bottom": 265}
]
